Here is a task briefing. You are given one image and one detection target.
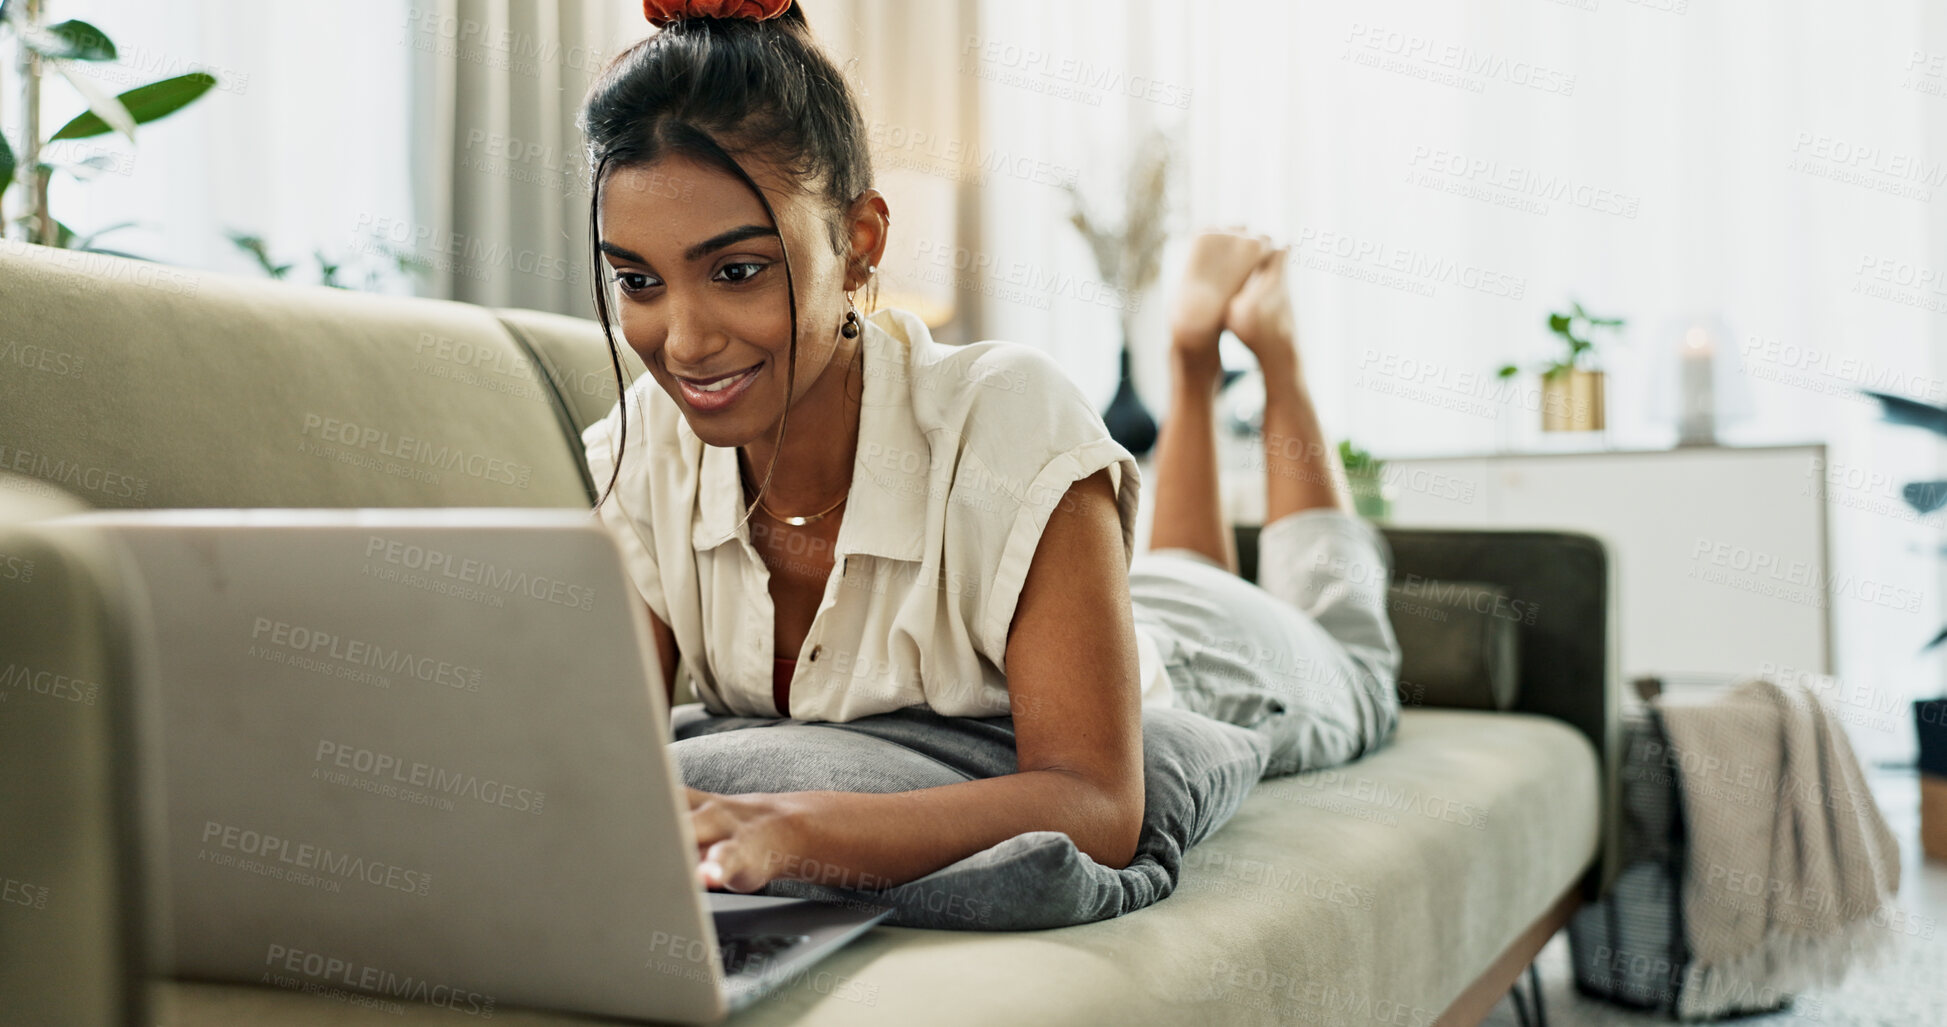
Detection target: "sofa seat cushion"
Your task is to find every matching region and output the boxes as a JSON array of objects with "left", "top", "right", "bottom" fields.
[{"left": 153, "top": 709, "right": 1599, "bottom": 1026}]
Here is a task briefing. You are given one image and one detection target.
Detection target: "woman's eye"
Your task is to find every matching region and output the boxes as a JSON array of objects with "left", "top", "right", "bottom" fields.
[
  {"left": 715, "top": 261, "right": 768, "bottom": 284},
  {"left": 611, "top": 271, "right": 658, "bottom": 294}
]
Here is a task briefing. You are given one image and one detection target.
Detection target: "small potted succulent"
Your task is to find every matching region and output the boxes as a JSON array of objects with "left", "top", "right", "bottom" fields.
[{"left": 1498, "top": 301, "right": 1625, "bottom": 432}]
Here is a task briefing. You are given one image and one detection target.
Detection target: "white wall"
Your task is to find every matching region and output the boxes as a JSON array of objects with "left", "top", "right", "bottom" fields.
[{"left": 954, "top": 0, "right": 1947, "bottom": 763}]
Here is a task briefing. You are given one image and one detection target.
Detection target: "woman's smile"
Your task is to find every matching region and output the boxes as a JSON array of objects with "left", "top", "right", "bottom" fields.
[{"left": 672, "top": 361, "right": 763, "bottom": 412}]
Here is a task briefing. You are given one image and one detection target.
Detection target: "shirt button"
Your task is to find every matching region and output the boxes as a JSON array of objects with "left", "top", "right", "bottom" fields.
[{"left": 809, "top": 645, "right": 822, "bottom": 662}]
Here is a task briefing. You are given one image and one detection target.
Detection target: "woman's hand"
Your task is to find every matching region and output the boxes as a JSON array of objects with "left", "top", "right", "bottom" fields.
[{"left": 686, "top": 787, "right": 809, "bottom": 893}]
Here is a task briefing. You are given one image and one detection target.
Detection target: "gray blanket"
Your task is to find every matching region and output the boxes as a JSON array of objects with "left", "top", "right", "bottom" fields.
[{"left": 670, "top": 703, "right": 1271, "bottom": 930}]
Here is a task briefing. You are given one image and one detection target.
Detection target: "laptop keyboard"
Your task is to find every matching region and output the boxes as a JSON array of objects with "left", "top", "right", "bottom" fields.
[{"left": 720, "top": 933, "right": 811, "bottom": 976}]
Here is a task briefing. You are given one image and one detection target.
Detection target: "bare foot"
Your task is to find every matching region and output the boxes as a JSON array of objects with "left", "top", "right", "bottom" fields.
[
  {"left": 1224, "top": 246, "right": 1300, "bottom": 382},
  {"left": 1169, "top": 229, "right": 1274, "bottom": 365}
]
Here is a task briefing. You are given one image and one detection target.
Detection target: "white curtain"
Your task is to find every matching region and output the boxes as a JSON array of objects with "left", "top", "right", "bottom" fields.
[
  {"left": 930, "top": 0, "right": 1947, "bottom": 763},
  {"left": 807, "top": 0, "right": 983, "bottom": 342},
  {"left": 405, "top": 0, "right": 644, "bottom": 313}
]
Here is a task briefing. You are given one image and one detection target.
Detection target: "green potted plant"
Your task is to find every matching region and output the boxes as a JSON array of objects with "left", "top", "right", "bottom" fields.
[
  {"left": 1339, "top": 439, "right": 1390, "bottom": 520},
  {"left": 225, "top": 229, "right": 431, "bottom": 292},
  {"left": 1498, "top": 301, "right": 1624, "bottom": 432},
  {"left": 1860, "top": 388, "right": 1947, "bottom": 861},
  {"left": 0, "top": 0, "right": 217, "bottom": 249}
]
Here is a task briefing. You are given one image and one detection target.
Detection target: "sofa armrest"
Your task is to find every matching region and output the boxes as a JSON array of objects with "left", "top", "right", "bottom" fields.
[
  {"left": 0, "top": 474, "right": 159, "bottom": 1023},
  {"left": 1234, "top": 522, "right": 1621, "bottom": 899}
]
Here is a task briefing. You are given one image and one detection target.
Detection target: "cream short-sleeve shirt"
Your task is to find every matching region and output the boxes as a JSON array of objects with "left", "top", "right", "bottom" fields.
[{"left": 581, "top": 306, "right": 1172, "bottom": 722}]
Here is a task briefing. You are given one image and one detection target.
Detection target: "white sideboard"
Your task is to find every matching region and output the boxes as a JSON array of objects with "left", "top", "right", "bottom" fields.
[{"left": 1376, "top": 444, "right": 1830, "bottom": 686}]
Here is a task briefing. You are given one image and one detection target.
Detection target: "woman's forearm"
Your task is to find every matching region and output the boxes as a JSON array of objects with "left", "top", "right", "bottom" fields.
[{"left": 764, "top": 768, "right": 1140, "bottom": 891}]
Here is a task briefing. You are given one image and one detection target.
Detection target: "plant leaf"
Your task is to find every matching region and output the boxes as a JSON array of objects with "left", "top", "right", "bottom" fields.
[
  {"left": 10, "top": 19, "right": 73, "bottom": 57},
  {"left": 76, "top": 246, "right": 153, "bottom": 261},
  {"left": 51, "top": 62, "right": 139, "bottom": 142},
  {"left": 1338, "top": 438, "right": 1377, "bottom": 472},
  {"left": 1547, "top": 313, "right": 1570, "bottom": 334},
  {"left": 75, "top": 220, "right": 141, "bottom": 248},
  {"left": 1496, "top": 364, "right": 1520, "bottom": 378},
  {"left": 1862, "top": 389, "right": 1947, "bottom": 438},
  {"left": 0, "top": 130, "right": 13, "bottom": 211},
  {"left": 1905, "top": 481, "right": 1947, "bottom": 515},
  {"left": 51, "top": 72, "right": 217, "bottom": 141},
  {"left": 316, "top": 248, "right": 344, "bottom": 289},
  {"left": 225, "top": 230, "right": 282, "bottom": 277},
  {"left": 43, "top": 150, "right": 120, "bottom": 182},
  {"left": 29, "top": 19, "right": 117, "bottom": 61}
]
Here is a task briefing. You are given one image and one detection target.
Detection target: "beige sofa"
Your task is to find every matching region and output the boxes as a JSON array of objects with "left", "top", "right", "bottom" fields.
[{"left": 0, "top": 241, "right": 1618, "bottom": 1026}]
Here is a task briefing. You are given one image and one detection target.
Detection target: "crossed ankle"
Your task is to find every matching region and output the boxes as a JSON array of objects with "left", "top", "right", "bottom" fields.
[
  {"left": 1167, "top": 341, "right": 1225, "bottom": 386},
  {"left": 1256, "top": 355, "right": 1312, "bottom": 402}
]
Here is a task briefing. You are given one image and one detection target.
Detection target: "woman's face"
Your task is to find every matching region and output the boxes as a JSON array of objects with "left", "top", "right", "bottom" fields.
[{"left": 597, "top": 154, "right": 867, "bottom": 450}]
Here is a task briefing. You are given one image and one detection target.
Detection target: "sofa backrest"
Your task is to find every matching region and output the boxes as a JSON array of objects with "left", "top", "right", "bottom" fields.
[
  {"left": 0, "top": 242, "right": 639, "bottom": 511},
  {"left": 1238, "top": 521, "right": 1620, "bottom": 897}
]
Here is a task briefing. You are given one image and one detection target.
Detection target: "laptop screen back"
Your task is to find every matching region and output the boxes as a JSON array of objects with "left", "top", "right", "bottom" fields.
[{"left": 59, "top": 509, "right": 725, "bottom": 1023}]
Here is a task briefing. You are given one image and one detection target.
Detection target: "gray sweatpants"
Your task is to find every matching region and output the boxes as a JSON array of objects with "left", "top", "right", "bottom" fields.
[{"left": 1131, "top": 507, "right": 1403, "bottom": 779}]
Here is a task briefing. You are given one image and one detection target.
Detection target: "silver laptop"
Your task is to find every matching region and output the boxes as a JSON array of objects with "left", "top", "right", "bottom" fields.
[{"left": 52, "top": 507, "right": 891, "bottom": 1024}]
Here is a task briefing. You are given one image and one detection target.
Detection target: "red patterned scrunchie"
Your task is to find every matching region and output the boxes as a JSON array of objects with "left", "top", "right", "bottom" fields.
[{"left": 642, "top": 0, "right": 792, "bottom": 27}]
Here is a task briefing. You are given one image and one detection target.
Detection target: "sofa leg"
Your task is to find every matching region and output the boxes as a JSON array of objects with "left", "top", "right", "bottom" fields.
[
  {"left": 1507, "top": 961, "right": 1549, "bottom": 1027},
  {"left": 1437, "top": 886, "right": 1579, "bottom": 1027}
]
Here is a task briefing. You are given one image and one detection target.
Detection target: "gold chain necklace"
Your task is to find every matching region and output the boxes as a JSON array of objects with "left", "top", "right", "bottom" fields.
[
  {"left": 741, "top": 467, "right": 850, "bottom": 526},
  {"left": 741, "top": 337, "right": 863, "bottom": 527},
  {"left": 756, "top": 487, "right": 848, "bottom": 526}
]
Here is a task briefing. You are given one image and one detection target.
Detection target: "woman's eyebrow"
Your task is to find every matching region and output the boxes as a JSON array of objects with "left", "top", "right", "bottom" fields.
[
  {"left": 599, "top": 226, "right": 781, "bottom": 267},
  {"left": 599, "top": 241, "right": 647, "bottom": 264},
  {"left": 684, "top": 224, "right": 779, "bottom": 261}
]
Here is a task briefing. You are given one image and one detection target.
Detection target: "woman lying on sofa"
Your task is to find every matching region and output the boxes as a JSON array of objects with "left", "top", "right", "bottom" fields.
[{"left": 577, "top": 0, "right": 1403, "bottom": 914}]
